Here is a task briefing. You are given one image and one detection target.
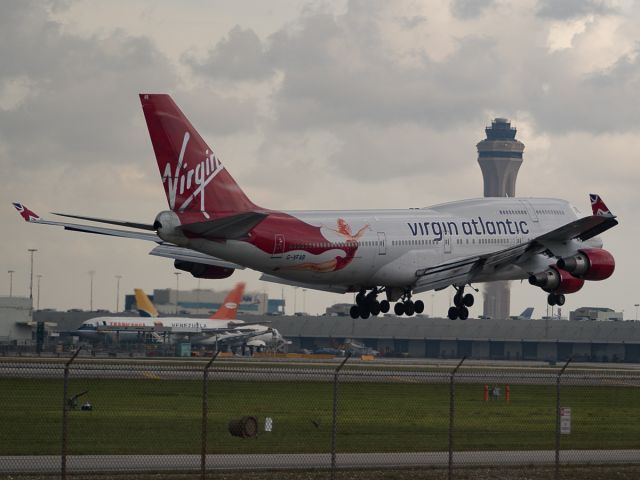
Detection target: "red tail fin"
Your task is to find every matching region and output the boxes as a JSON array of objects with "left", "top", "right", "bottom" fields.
[
  {"left": 212, "top": 282, "right": 245, "bottom": 320},
  {"left": 139, "top": 94, "right": 257, "bottom": 216}
]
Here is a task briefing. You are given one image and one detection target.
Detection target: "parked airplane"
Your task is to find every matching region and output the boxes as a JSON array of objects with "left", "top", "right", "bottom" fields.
[
  {"left": 76, "top": 284, "right": 282, "bottom": 349},
  {"left": 133, "top": 282, "right": 245, "bottom": 320},
  {"left": 509, "top": 307, "right": 534, "bottom": 321},
  {"left": 13, "top": 94, "right": 618, "bottom": 321}
]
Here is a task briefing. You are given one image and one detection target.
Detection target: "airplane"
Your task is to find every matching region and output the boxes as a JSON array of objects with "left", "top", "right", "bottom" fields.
[
  {"left": 133, "top": 282, "right": 245, "bottom": 320},
  {"left": 76, "top": 283, "right": 283, "bottom": 349},
  {"left": 509, "top": 307, "right": 534, "bottom": 320},
  {"left": 13, "top": 94, "right": 618, "bottom": 321}
]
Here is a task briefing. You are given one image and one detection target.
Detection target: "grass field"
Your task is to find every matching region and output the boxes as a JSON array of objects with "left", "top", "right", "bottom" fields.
[{"left": 1, "top": 375, "right": 639, "bottom": 455}]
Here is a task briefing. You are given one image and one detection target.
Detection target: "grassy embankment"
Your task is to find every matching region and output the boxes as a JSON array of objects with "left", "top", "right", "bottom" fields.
[{"left": 1, "top": 376, "right": 639, "bottom": 455}]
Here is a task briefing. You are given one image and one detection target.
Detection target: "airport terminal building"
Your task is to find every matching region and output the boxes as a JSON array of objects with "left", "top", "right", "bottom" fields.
[{"left": 267, "top": 315, "right": 640, "bottom": 363}]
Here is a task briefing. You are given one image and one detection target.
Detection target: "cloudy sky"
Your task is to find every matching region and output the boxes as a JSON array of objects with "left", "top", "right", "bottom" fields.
[{"left": 2, "top": 0, "right": 639, "bottom": 319}]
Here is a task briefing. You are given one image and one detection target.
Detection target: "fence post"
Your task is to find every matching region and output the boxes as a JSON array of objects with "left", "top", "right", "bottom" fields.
[
  {"left": 61, "top": 347, "right": 82, "bottom": 480},
  {"left": 331, "top": 351, "right": 352, "bottom": 480},
  {"left": 448, "top": 356, "right": 466, "bottom": 480},
  {"left": 555, "top": 356, "right": 572, "bottom": 480},
  {"left": 201, "top": 351, "right": 220, "bottom": 480}
]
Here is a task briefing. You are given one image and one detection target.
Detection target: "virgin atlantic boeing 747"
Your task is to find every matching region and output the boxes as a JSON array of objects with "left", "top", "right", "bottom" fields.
[{"left": 14, "top": 94, "right": 618, "bottom": 320}]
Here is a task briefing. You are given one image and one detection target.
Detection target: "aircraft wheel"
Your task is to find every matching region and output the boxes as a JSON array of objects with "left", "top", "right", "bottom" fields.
[
  {"left": 356, "top": 292, "right": 365, "bottom": 306},
  {"left": 370, "top": 301, "right": 381, "bottom": 316},
  {"left": 454, "top": 294, "right": 463, "bottom": 308},
  {"left": 380, "top": 300, "right": 390, "bottom": 314},
  {"left": 394, "top": 302, "right": 405, "bottom": 316},
  {"left": 404, "top": 301, "right": 415, "bottom": 316},
  {"left": 359, "top": 305, "right": 370, "bottom": 319},
  {"left": 349, "top": 305, "right": 360, "bottom": 319},
  {"left": 448, "top": 306, "right": 459, "bottom": 320},
  {"left": 414, "top": 300, "right": 425, "bottom": 314},
  {"left": 463, "top": 293, "right": 474, "bottom": 307},
  {"left": 556, "top": 294, "right": 566, "bottom": 306},
  {"left": 547, "top": 294, "right": 557, "bottom": 306},
  {"left": 459, "top": 306, "right": 469, "bottom": 320}
]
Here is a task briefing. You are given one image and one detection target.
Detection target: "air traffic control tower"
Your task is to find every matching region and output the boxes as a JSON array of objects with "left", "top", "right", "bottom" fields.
[{"left": 477, "top": 118, "right": 525, "bottom": 319}]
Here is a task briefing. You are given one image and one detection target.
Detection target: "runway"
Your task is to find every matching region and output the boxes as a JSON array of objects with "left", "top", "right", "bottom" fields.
[
  {"left": 2, "top": 450, "right": 640, "bottom": 473},
  {"left": 1, "top": 360, "right": 639, "bottom": 387}
]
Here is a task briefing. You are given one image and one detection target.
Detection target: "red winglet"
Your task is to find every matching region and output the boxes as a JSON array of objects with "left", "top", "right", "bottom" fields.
[
  {"left": 13, "top": 203, "right": 41, "bottom": 222},
  {"left": 589, "top": 194, "right": 614, "bottom": 217}
]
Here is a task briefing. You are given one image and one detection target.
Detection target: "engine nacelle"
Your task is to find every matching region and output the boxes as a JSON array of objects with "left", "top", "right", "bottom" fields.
[
  {"left": 174, "top": 260, "right": 234, "bottom": 279},
  {"left": 153, "top": 210, "right": 187, "bottom": 246},
  {"left": 557, "top": 248, "right": 615, "bottom": 281},
  {"left": 528, "top": 266, "right": 584, "bottom": 294}
]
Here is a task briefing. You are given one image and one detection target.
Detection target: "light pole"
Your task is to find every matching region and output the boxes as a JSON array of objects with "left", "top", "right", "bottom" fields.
[
  {"left": 7, "top": 270, "right": 14, "bottom": 297},
  {"left": 174, "top": 272, "right": 182, "bottom": 314},
  {"left": 302, "top": 288, "right": 307, "bottom": 314},
  {"left": 36, "top": 274, "right": 42, "bottom": 310},
  {"left": 28, "top": 249, "right": 37, "bottom": 301},
  {"left": 115, "top": 275, "right": 122, "bottom": 312},
  {"left": 293, "top": 287, "right": 298, "bottom": 314},
  {"left": 88, "top": 270, "right": 95, "bottom": 311},
  {"left": 635, "top": 304, "right": 639, "bottom": 321}
]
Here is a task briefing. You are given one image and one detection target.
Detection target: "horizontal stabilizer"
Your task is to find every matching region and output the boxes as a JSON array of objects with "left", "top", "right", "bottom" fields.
[{"left": 179, "top": 211, "right": 268, "bottom": 239}]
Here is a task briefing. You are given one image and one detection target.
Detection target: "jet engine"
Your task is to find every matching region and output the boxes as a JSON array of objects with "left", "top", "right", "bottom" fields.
[
  {"left": 556, "top": 248, "right": 615, "bottom": 281},
  {"left": 528, "top": 266, "right": 584, "bottom": 294},
  {"left": 153, "top": 211, "right": 187, "bottom": 246},
  {"left": 174, "top": 260, "right": 234, "bottom": 279}
]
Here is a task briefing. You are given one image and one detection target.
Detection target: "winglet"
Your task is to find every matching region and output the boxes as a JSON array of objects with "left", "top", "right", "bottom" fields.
[
  {"left": 13, "top": 203, "right": 41, "bottom": 222},
  {"left": 589, "top": 194, "right": 615, "bottom": 217}
]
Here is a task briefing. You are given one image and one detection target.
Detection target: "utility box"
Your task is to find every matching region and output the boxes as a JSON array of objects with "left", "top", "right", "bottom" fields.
[{"left": 176, "top": 342, "right": 191, "bottom": 357}]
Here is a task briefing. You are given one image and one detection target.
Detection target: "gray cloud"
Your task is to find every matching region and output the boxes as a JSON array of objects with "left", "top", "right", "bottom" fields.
[
  {"left": 0, "top": 2, "right": 177, "bottom": 174},
  {"left": 450, "top": 0, "right": 495, "bottom": 19},
  {"left": 185, "top": 2, "right": 640, "bottom": 137},
  {"left": 183, "top": 25, "right": 274, "bottom": 81},
  {"left": 536, "top": 0, "right": 617, "bottom": 19}
]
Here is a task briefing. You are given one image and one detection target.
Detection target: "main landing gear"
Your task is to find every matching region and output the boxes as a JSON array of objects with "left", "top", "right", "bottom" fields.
[
  {"left": 447, "top": 285, "right": 476, "bottom": 320},
  {"left": 547, "top": 293, "right": 565, "bottom": 306},
  {"left": 349, "top": 288, "right": 425, "bottom": 319}
]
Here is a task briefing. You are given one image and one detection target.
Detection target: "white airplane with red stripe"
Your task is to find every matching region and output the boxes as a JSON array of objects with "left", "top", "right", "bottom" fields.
[{"left": 13, "top": 94, "right": 618, "bottom": 320}]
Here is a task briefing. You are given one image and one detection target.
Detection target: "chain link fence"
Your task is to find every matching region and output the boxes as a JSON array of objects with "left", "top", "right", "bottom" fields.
[{"left": 1, "top": 354, "right": 640, "bottom": 479}]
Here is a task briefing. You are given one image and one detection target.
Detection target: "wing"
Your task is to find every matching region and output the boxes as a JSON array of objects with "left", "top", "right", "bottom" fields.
[
  {"left": 413, "top": 214, "right": 618, "bottom": 294},
  {"left": 196, "top": 328, "right": 273, "bottom": 346},
  {"left": 14, "top": 203, "right": 161, "bottom": 242},
  {"left": 14, "top": 203, "right": 245, "bottom": 270}
]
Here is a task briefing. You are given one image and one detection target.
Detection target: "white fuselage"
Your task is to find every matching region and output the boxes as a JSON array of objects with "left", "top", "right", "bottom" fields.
[
  {"left": 77, "top": 316, "right": 279, "bottom": 346},
  {"left": 174, "top": 197, "right": 599, "bottom": 290}
]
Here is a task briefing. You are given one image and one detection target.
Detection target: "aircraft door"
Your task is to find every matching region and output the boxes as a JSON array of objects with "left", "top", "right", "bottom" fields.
[
  {"left": 377, "top": 232, "right": 387, "bottom": 255},
  {"left": 272, "top": 234, "right": 285, "bottom": 258},
  {"left": 443, "top": 236, "right": 452, "bottom": 254},
  {"left": 520, "top": 199, "right": 539, "bottom": 223}
]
